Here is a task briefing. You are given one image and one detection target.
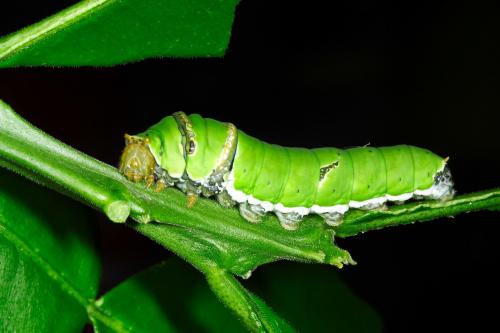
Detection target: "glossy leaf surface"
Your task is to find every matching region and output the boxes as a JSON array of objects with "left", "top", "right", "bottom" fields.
[
  {"left": 0, "top": 169, "right": 100, "bottom": 332},
  {"left": 94, "top": 258, "right": 381, "bottom": 333},
  {"left": 0, "top": 0, "right": 240, "bottom": 67}
]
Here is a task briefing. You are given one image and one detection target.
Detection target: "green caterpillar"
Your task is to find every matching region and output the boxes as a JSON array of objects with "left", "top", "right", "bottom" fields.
[{"left": 119, "top": 112, "right": 455, "bottom": 230}]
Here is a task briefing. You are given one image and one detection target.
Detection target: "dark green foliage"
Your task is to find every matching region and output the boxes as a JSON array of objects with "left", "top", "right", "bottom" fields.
[
  {"left": 0, "top": 169, "right": 100, "bottom": 332},
  {"left": 93, "top": 258, "right": 382, "bottom": 333},
  {"left": 0, "top": 0, "right": 240, "bottom": 67}
]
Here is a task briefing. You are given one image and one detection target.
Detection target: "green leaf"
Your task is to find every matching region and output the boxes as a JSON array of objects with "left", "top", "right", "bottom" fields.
[
  {"left": 0, "top": 169, "right": 100, "bottom": 332},
  {"left": 95, "top": 258, "right": 381, "bottom": 333},
  {"left": 0, "top": 0, "right": 240, "bottom": 67},
  {"left": 92, "top": 258, "right": 245, "bottom": 333}
]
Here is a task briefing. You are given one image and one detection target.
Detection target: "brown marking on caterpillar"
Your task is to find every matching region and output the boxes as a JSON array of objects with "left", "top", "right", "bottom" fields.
[
  {"left": 173, "top": 111, "right": 196, "bottom": 155},
  {"left": 319, "top": 161, "right": 339, "bottom": 181}
]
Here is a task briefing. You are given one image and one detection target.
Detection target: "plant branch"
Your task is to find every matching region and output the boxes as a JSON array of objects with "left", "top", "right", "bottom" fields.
[
  {"left": 337, "top": 189, "right": 500, "bottom": 238},
  {"left": 205, "top": 267, "right": 296, "bottom": 333}
]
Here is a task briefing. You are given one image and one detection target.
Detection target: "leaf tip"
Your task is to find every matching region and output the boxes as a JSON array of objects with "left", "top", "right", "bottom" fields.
[{"left": 328, "top": 248, "right": 357, "bottom": 268}]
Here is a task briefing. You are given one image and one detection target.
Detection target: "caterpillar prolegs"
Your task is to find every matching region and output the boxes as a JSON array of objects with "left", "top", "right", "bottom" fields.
[{"left": 119, "top": 112, "right": 455, "bottom": 230}]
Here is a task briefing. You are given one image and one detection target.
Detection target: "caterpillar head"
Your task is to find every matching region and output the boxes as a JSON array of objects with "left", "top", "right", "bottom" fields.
[{"left": 119, "top": 134, "right": 156, "bottom": 183}]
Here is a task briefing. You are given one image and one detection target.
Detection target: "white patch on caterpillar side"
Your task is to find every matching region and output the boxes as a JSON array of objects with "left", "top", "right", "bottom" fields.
[
  {"left": 247, "top": 195, "right": 274, "bottom": 212},
  {"left": 385, "top": 193, "right": 413, "bottom": 201},
  {"left": 225, "top": 173, "right": 275, "bottom": 212},
  {"left": 349, "top": 196, "right": 387, "bottom": 209},
  {"left": 225, "top": 162, "right": 454, "bottom": 221},
  {"left": 274, "top": 203, "right": 310, "bottom": 216},
  {"left": 310, "top": 204, "right": 349, "bottom": 214},
  {"left": 225, "top": 171, "right": 351, "bottom": 216}
]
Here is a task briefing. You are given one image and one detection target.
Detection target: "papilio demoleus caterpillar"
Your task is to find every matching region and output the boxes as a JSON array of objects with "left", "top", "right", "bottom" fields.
[{"left": 119, "top": 112, "right": 455, "bottom": 230}]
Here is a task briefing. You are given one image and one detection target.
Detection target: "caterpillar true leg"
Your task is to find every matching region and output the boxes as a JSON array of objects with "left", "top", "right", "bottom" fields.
[
  {"left": 154, "top": 179, "right": 167, "bottom": 192},
  {"left": 145, "top": 174, "right": 155, "bottom": 188},
  {"left": 186, "top": 193, "right": 198, "bottom": 208},
  {"left": 184, "top": 180, "right": 202, "bottom": 208}
]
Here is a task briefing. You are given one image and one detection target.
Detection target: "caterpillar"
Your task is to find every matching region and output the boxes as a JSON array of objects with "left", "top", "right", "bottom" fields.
[{"left": 119, "top": 112, "right": 455, "bottom": 230}]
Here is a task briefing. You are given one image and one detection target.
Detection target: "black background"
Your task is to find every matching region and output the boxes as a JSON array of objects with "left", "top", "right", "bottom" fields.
[{"left": 1, "top": 1, "right": 499, "bottom": 332}]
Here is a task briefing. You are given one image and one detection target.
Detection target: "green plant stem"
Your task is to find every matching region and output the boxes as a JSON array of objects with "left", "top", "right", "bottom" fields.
[
  {"left": 0, "top": 100, "right": 136, "bottom": 221},
  {"left": 134, "top": 224, "right": 297, "bottom": 332},
  {"left": 205, "top": 268, "right": 296, "bottom": 333},
  {"left": 336, "top": 189, "right": 500, "bottom": 238}
]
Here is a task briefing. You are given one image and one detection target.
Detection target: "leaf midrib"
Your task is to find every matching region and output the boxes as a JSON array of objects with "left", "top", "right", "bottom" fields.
[
  {"left": 0, "top": 0, "right": 115, "bottom": 59},
  {"left": 0, "top": 215, "right": 133, "bottom": 333}
]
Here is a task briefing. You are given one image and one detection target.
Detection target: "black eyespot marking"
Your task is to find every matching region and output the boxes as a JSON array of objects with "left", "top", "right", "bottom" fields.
[{"left": 188, "top": 140, "right": 196, "bottom": 154}]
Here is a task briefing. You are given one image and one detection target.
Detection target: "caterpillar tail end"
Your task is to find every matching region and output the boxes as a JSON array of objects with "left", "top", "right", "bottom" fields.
[{"left": 431, "top": 164, "right": 455, "bottom": 202}]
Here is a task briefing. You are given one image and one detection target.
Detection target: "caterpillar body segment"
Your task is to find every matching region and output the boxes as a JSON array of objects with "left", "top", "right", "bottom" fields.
[{"left": 119, "top": 112, "right": 455, "bottom": 230}]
